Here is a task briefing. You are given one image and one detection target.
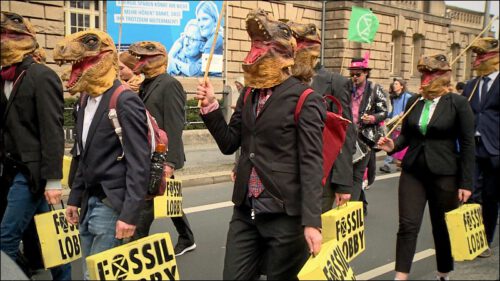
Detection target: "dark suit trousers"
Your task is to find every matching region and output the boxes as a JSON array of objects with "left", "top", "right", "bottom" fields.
[
  {"left": 396, "top": 154, "right": 459, "bottom": 273},
  {"left": 351, "top": 153, "right": 370, "bottom": 210},
  {"left": 223, "top": 206, "right": 309, "bottom": 280},
  {"left": 322, "top": 170, "right": 351, "bottom": 213},
  {"left": 474, "top": 138, "right": 499, "bottom": 245}
]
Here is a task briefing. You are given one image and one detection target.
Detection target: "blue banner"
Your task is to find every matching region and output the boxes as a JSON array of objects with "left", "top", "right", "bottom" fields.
[{"left": 107, "top": 1, "right": 224, "bottom": 77}]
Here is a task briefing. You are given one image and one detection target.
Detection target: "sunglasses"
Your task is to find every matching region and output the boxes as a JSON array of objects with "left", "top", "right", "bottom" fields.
[{"left": 350, "top": 73, "right": 363, "bottom": 77}]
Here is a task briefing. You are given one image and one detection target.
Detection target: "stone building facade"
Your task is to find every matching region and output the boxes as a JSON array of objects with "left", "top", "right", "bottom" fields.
[{"left": 1, "top": 0, "right": 492, "bottom": 95}]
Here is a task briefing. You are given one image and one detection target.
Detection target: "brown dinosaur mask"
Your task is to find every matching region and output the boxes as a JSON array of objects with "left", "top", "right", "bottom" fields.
[
  {"left": 417, "top": 54, "right": 451, "bottom": 99},
  {"left": 243, "top": 9, "right": 296, "bottom": 89},
  {"left": 1, "top": 12, "right": 37, "bottom": 67},
  {"left": 53, "top": 29, "right": 118, "bottom": 97},
  {"left": 128, "top": 41, "right": 167, "bottom": 79},
  {"left": 471, "top": 37, "right": 499, "bottom": 77},
  {"left": 286, "top": 21, "right": 321, "bottom": 83}
]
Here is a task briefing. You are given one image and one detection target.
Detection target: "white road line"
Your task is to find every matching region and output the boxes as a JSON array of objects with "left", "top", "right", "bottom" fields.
[
  {"left": 356, "top": 248, "right": 436, "bottom": 280},
  {"left": 183, "top": 172, "right": 402, "bottom": 214},
  {"left": 184, "top": 201, "right": 234, "bottom": 214}
]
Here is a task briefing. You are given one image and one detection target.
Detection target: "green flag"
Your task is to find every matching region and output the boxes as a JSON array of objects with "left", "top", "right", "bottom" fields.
[{"left": 348, "top": 6, "right": 379, "bottom": 43}]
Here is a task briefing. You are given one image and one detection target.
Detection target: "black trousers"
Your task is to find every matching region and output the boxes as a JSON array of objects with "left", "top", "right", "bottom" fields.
[
  {"left": 473, "top": 138, "right": 499, "bottom": 245},
  {"left": 132, "top": 199, "right": 195, "bottom": 244},
  {"left": 395, "top": 154, "right": 459, "bottom": 274},
  {"left": 352, "top": 152, "right": 370, "bottom": 211},
  {"left": 223, "top": 206, "right": 309, "bottom": 280}
]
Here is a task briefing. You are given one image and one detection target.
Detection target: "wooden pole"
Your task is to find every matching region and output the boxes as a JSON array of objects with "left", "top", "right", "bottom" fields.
[
  {"left": 384, "top": 15, "right": 499, "bottom": 138},
  {"left": 450, "top": 15, "right": 498, "bottom": 66},
  {"left": 117, "top": 1, "right": 125, "bottom": 52},
  {"left": 198, "top": 2, "right": 226, "bottom": 107}
]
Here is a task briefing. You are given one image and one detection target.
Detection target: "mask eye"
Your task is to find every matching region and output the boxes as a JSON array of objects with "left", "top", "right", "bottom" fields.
[
  {"left": 146, "top": 45, "right": 155, "bottom": 51},
  {"left": 83, "top": 35, "right": 98, "bottom": 48},
  {"left": 436, "top": 55, "right": 447, "bottom": 62},
  {"left": 492, "top": 40, "right": 498, "bottom": 48}
]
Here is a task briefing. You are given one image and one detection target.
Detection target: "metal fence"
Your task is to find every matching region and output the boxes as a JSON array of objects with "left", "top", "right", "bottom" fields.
[{"left": 63, "top": 87, "right": 232, "bottom": 142}]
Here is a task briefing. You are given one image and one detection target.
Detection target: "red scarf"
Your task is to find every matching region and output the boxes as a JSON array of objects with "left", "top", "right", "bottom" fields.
[{"left": 1, "top": 65, "right": 17, "bottom": 81}]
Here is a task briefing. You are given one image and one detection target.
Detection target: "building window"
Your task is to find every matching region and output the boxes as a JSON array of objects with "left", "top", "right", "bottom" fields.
[
  {"left": 463, "top": 49, "right": 473, "bottom": 81},
  {"left": 65, "top": 0, "right": 103, "bottom": 35},
  {"left": 450, "top": 43, "right": 460, "bottom": 82},
  {"left": 412, "top": 34, "right": 424, "bottom": 76},
  {"left": 391, "top": 31, "right": 404, "bottom": 76}
]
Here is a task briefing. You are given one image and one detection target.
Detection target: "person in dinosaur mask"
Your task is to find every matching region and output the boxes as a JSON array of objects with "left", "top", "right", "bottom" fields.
[
  {"left": 462, "top": 37, "right": 499, "bottom": 259},
  {"left": 378, "top": 54, "right": 475, "bottom": 281},
  {"left": 0, "top": 11, "right": 71, "bottom": 280},
  {"left": 284, "top": 20, "right": 353, "bottom": 211},
  {"left": 196, "top": 9, "right": 325, "bottom": 279},
  {"left": 118, "top": 52, "right": 144, "bottom": 93},
  {"left": 128, "top": 41, "right": 196, "bottom": 257},
  {"left": 53, "top": 29, "right": 151, "bottom": 279}
]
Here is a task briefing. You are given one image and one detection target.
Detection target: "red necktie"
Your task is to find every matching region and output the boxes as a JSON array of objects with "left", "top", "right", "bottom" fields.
[
  {"left": 248, "top": 89, "right": 270, "bottom": 198},
  {"left": 1, "top": 66, "right": 17, "bottom": 81}
]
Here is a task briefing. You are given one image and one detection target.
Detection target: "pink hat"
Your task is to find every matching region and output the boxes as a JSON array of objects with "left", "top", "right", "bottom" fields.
[{"left": 348, "top": 51, "right": 371, "bottom": 70}]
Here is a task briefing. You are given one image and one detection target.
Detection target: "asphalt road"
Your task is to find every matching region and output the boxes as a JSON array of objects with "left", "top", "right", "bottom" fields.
[{"left": 33, "top": 173, "right": 499, "bottom": 280}]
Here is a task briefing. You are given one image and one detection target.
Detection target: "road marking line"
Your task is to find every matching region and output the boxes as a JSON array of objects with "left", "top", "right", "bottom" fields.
[
  {"left": 184, "top": 172, "right": 402, "bottom": 214},
  {"left": 184, "top": 201, "right": 234, "bottom": 214},
  {"left": 375, "top": 172, "right": 401, "bottom": 180},
  {"left": 356, "top": 248, "right": 435, "bottom": 280}
]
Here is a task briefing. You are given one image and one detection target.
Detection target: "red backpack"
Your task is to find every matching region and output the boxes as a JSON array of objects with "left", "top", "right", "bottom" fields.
[{"left": 243, "top": 87, "right": 350, "bottom": 185}]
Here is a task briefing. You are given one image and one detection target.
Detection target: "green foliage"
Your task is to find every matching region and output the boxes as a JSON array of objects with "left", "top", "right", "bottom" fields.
[{"left": 64, "top": 97, "right": 78, "bottom": 128}]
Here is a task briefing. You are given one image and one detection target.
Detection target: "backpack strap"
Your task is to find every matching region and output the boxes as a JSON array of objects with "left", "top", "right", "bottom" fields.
[
  {"left": 243, "top": 87, "right": 253, "bottom": 105},
  {"left": 294, "top": 88, "right": 315, "bottom": 123},
  {"left": 324, "top": 95, "right": 343, "bottom": 116},
  {"left": 107, "top": 84, "right": 130, "bottom": 160}
]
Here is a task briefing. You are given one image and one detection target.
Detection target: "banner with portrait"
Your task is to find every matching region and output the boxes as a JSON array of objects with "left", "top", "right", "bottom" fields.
[{"left": 106, "top": 1, "right": 224, "bottom": 77}]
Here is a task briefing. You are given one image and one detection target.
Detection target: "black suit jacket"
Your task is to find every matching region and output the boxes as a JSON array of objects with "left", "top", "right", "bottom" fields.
[
  {"left": 140, "top": 73, "right": 186, "bottom": 169},
  {"left": 312, "top": 65, "right": 354, "bottom": 192},
  {"left": 202, "top": 77, "right": 326, "bottom": 227},
  {"left": 462, "top": 74, "right": 499, "bottom": 156},
  {"left": 1, "top": 56, "right": 65, "bottom": 195},
  {"left": 392, "top": 93, "right": 475, "bottom": 189},
  {"left": 67, "top": 80, "right": 150, "bottom": 225}
]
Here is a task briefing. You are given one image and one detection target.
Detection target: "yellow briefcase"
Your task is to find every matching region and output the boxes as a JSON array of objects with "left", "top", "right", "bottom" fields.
[
  {"left": 86, "top": 232, "right": 179, "bottom": 280},
  {"left": 445, "top": 204, "right": 488, "bottom": 261},
  {"left": 34, "top": 204, "right": 81, "bottom": 269},
  {"left": 321, "top": 202, "right": 365, "bottom": 262},
  {"left": 298, "top": 239, "right": 356, "bottom": 280},
  {"left": 154, "top": 179, "right": 183, "bottom": 218}
]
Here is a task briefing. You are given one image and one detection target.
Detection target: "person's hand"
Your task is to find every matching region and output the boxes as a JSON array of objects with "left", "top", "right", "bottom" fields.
[
  {"left": 164, "top": 165, "right": 174, "bottom": 179},
  {"left": 115, "top": 220, "right": 136, "bottom": 239},
  {"left": 361, "top": 114, "right": 375, "bottom": 124},
  {"left": 231, "top": 171, "right": 236, "bottom": 182},
  {"left": 335, "top": 193, "right": 351, "bottom": 206},
  {"left": 458, "top": 189, "right": 471, "bottom": 203},
  {"left": 45, "top": 189, "right": 62, "bottom": 205},
  {"left": 195, "top": 79, "right": 216, "bottom": 107},
  {"left": 65, "top": 205, "right": 79, "bottom": 225},
  {"left": 377, "top": 137, "right": 394, "bottom": 152},
  {"left": 304, "top": 226, "right": 322, "bottom": 257}
]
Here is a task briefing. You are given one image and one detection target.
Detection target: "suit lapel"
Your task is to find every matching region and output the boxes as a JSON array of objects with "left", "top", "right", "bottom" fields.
[
  {"left": 481, "top": 74, "right": 499, "bottom": 110},
  {"left": 428, "top": 94, "right": 449, "bottom": 127},
  {"left": 76, "top": 96, "right": 86, "bottom": 154},
  {"left": 143, "top": 76, "right": 162, "bottom": 103},
  {"left": 256, "top": 77, "right": 298, "bottom": 120},
  {"left": 82, "top": 84, "right": 114, "bottom": 157},
  {"left": 2, "top": 70, "right": 28, "bottom": 121}
]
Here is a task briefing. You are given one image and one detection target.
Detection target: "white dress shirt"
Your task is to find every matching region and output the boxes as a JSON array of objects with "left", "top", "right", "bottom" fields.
[
  {"left": 418, "top": 96, "right": 441, "bottom": 128},
  {"left": 3, "top": 81, "right": 13, "bottom": 100},
  {"left": 82, "top": 95, "right": 103, "bottom": 149}
]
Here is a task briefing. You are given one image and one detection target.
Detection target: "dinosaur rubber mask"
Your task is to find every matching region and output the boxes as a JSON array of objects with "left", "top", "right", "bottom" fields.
[
  {"left": 53, "top": 29, "right": 118, "bottom": 97},
  {"left": 128, "top": 41, "right": 167, "bottom": 79},
  {"left": 286, "top": 21, "right": 321, "bottom": 83},
  {"left": 417, "top": 54, "right": 451, "bottom": 99},
  {"left": 471, "top": 37, "right": 499, "bottom": 77},
  {"left": 1, "top": 11, "right": 37, "bottom": 67},
  {"left": 243, "top": 9, "right": 296, "bottom": 89}
]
